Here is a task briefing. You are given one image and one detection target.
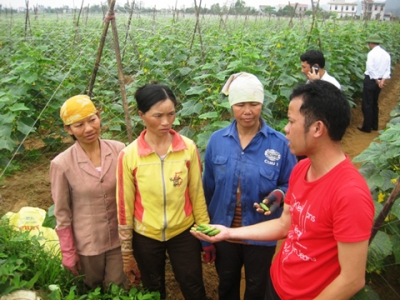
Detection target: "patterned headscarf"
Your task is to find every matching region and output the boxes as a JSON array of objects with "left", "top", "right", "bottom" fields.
[
  {"left": 60, "top": 95, "right": 97, "bottom": 125},
  {"left": 221, "top": 72, "right": 264, "bottom": 106}
]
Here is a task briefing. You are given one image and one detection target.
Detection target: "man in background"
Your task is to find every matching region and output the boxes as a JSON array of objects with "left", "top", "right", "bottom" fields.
[
  {"left": 358, "top": 34, "right": 391, "bottom": 133},
  {"left": 300, "top": 49, "right": 341, "bottom": 90}
]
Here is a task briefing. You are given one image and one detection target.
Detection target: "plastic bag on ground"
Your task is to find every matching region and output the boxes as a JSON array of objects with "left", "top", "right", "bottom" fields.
[{"left": 3, "top": 206, "right": 60, "bottom": 256}]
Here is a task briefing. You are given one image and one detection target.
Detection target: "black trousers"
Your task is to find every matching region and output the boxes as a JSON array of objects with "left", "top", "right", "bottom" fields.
[
  {"left": 361, "top": 75, "right": 381, "bottom": 131},
  {"left": 214, "top": 241, "right": 276, "bottom": 300},
  {"left": 264, "top": 275, "right": 281, "bottom": 300},
  {"left": 133, "top": 228, "right": 207, "bottom": 300}
]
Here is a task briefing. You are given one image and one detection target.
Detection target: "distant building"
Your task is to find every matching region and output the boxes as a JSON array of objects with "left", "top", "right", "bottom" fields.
[
  {"left": 384, "top": 0, "right": 400, "bottom": 17},
  {"left": 327, "top": 0, "right": 358, "bottom": 18},
  {"left": 361, "top": 0, "right": 386, "bottom": 20},
  {"left": 383, "top": 12, "right": 392, "bottom": 20},
  {"left": 278, "top": 3, "right": 309, "bottom": 15}
]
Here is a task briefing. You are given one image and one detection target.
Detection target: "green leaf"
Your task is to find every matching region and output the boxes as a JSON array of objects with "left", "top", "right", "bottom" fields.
[
  {"left": 199, "top": 112, "right": 218, "bottom": 119},
  {"left": 17, "top": 117, "right": 36, "bottom": 135},
  {"left": 392, "top": 234, "right": 400, "bottom": 264},
  {"left": 226, "top": 60, "right": 242, "bottom": 70},
  {"left": 0, "top": 94, "right": 11, "bottom": 103},
  {"left": 390, "top": 198, "right": 400, "bottom": 220},
  {"left": 178, "top": 126, "right": 195, "bottom": 139},
  {"left": 179, "top": 100, "right": 203, "bottom": 117},
  {"left": 42, "top": 204, "right": 57, "bottom": 229},
  {"left": 25, "top": 271, "right": 40, "bottom": 289},
  {"left": 109, "top": 104, "right": 124, "bottom": 114},
  {"left": 210, "top": 121, "right": 231, "bottom": 129},
  {"left": 379, "top": 124, "right": 400, "bottom": 142},
  {"left": 201, "top": 63, "right": 216, "bottom": 70},
  {"left": 20, "top": 72, "right": 38, "bottom": 84},
  {"left": 279, "top": 87, "right": 293, "bottom": 100},
  {"left": 0, "top": 125, "right": 17, "bottom": 151},
  {"left": 0, "top": 75, "right": 18, "bottom": 84},
  {"left": 9, "top": 103, "right": 30, "bottom": 112},
  {"left": 217, "top": 101, "right": 231, "bottom": 110},
  {"left": 178, "top": 67, "right": 192, "bottom": 76},
  {"left": 0, "top": 113, "right": 16, "bottom": 124},
  {"left": 193, "top": 73, "right": 212, "bottom": 80},
  {"left": 185, "top": 86, "right": 207, "bottom": 96},
  {"left": 378, "top": 170, "right": 397, "bottom": 192},
  {"left": 351, "top": 285, "right": 380, "bottom": 300},
  {"left": 264, "top": 90, "right": 278, "bottom": 103},
  {"left": 277, "top": 73, "right": 298, "bottom": 87},
  {"left": 367, "top": 231, "right": 392, "bottom": 273},
  {"left": 196, "top": 131, "right": 213, "bottom": 150},
  {"left": 108, "top": 124, "right": 122, "bottom": 131}
]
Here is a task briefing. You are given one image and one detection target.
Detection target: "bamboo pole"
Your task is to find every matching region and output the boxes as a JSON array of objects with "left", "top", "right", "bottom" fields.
[
  {"left": 173, "top": 0, "right": 178, "bottom": 23},
  {"left": 73, "top": 0, "right": 84, "bottom": 46},
  {"left": 196, "top": 1, "right": 205, "bottom": 64},
  {"left": 152, "top": 5, "right": 156, "bottom": 31},
  {"left": 122, "top": 0, "right": 135, "bottom": 61},
  {"left": 369, "top": 178, "right": 400, "bottom": 244},
  {"left": 87, "top": 4, "right": 111, "bottom": 97},
  {"left": 218, "top": 10, "right": 228, "bottom": 33},
  {"left": 108, "top": 0, "right": 133, "bottom": 143},
  {"left": 24, "top": 0, "right": 31, "bottom": 41},
  {"left": 189, "top": 0, "right": 205, "bottom": 64},
  {"left": 86, "top": 4, "right": 89, "bottom": 25},
  {"left": 188, "top": 1, "right": 199, "bottom": 53},
  {"left": 288, "top": 2, "right": 297, "bottom": 29},
  {"left": 307, "top": 0, "right": 322, "bottom": 49}
]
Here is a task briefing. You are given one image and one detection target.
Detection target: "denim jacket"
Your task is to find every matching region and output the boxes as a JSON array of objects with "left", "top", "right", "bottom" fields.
[{"left": 203, "top": 119, "right": 296, "bottom": 246}]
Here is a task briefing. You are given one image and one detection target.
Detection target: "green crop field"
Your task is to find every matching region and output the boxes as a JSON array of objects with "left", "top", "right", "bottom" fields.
[{"left": 1, "top": 6, "right": 400, "bottom": 299}]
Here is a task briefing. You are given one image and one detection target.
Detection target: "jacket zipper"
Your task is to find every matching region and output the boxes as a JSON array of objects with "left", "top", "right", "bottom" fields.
[{"left": 160, "top": 156, "right": 167, "bottom": 241}]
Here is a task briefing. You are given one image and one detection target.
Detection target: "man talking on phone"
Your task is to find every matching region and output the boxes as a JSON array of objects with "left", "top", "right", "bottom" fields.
[{"left": 300, "top": 50, "right": 341, "bottom": 90}]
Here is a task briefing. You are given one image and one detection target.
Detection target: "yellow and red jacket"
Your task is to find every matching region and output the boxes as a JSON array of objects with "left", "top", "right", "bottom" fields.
[{"left": 117, "top": 129, "right": 209, "bottom": 241}]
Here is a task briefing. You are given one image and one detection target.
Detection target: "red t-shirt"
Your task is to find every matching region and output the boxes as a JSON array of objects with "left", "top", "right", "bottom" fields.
[{"left": 270, "top": 157, "right": 374, "bottom": 299}]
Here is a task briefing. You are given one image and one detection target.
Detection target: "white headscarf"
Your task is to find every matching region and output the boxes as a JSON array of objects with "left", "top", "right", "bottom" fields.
[{"left": 221, "top": 72, "right": 264, "bottom": 106}]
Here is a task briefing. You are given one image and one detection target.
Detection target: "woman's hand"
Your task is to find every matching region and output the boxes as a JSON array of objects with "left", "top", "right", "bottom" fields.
[
  {"left": 62, "top": 253, "right": 81, "bottom": 277},
  {"left": 254, "top": 189, "right": 284, "bottom": 216}
]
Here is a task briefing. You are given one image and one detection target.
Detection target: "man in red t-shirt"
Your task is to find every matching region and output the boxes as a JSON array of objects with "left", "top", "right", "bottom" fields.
[{"left": 191, "top": 80, "right": 374, "bottom": 300}]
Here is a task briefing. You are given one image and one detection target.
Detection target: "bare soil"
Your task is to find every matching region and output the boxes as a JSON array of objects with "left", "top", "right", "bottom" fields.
[{"left": 0, "top": 64, "right": 399, "bottom": 299}]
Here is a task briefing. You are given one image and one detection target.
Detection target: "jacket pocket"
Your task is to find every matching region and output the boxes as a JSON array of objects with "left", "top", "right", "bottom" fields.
[
  {"left": 212, "top": 155, "right": 229, "bottom": 183},
  {"left": 259, "top": 168, "right": 278, "bottom": 197}
]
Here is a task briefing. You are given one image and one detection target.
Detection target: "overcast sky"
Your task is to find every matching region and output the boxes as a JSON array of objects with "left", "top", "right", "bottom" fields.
[{"left": 0, "top": 0, "right": 330, "bottom": 9}]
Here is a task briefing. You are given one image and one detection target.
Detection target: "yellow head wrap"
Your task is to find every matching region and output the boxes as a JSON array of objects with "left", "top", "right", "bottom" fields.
[{"left": 60, "top": 95, "right": 97, "bottom": 125}]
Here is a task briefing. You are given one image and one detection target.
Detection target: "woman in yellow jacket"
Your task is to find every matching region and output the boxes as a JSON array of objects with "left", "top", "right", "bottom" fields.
[{"left": 116, "top": 83, "right": 210, "bottom": 299}]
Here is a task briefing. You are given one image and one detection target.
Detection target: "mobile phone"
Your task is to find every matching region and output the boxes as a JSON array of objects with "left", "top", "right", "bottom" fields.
[{"left": 312, "top": 64, "right": 319, "bottom": 74}]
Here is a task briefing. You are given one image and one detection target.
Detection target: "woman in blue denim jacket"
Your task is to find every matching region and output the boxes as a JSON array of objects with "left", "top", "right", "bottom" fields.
[{"left": 202, "top": 72, "right": 297, "bottom": 300}]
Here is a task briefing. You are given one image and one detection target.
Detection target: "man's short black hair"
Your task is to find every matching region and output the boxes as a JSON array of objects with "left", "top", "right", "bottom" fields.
[
  {"left": 300, "top": 50, "right": 325, "bottom": 68},
  {"left": 290, "top": 81, "right": 350, "bottom": 141}
]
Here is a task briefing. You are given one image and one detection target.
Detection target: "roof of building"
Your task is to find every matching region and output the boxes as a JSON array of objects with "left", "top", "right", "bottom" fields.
[
  {"left": 278, "top": 3, "right": 308, "bottom": 8},
  {"left": 327, "top": 2, "right": 358, "bottom": 5}
]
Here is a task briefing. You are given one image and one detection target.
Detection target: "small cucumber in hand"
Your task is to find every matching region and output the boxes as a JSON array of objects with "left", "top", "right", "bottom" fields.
[{"left": 259, "top": 202, "right": 270, "bottom": 211}]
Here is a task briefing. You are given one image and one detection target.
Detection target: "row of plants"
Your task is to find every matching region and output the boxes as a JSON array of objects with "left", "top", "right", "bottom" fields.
[
  {"left": 0, "top": 216, "right": 160, "bottom": 299},
  {"left": 354, "top": 100, "right": 400, "bottom": 275},
  {"left": 1, "top": 14, "right": 399, "bottom": 171}
]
